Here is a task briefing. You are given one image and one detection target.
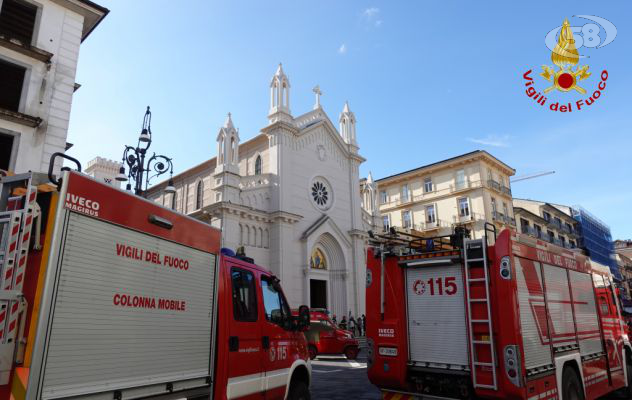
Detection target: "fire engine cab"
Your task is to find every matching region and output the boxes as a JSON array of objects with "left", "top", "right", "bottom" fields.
[
  {"left": 366, "top": 224, "right": 632, "bottom": 400},
  {"left": 0, "top": 156, "right": 311, "bottom": 400}
]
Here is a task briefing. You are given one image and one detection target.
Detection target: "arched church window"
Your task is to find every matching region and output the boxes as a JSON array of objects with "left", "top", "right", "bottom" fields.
[
  {"left": 171, "top": 191, "right": 177, "bottom": 210},
  {"left": 310, "top": 248, "right": 327, "bottom": 270},
  {"left": 255, "top": 155, "right": 262, "bottom": 175},
  {"left": 196, "top": 180, "right": 204, "bottom": 210}
]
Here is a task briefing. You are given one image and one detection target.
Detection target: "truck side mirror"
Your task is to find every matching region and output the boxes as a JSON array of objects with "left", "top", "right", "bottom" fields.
[{"left": 297, "top": 305, "right": 310, "bottom": 331}]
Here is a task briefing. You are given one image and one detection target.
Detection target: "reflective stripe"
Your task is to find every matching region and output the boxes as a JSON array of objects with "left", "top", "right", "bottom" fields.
[{"left": 226, "top": 367, "right": 290, "bottom": 399}]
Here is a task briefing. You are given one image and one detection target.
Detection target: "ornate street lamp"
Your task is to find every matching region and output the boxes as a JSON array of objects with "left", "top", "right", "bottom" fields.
[{"left": 116, "top": 106, "right": 175, "bottom": 196}]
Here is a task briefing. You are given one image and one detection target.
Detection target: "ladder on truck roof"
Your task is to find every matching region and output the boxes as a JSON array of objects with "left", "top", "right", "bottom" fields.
[
  {"left": 0, "top": 173, "right": 39, "bottom": 385},
  {"left": 463, "top": 223, "right": 497, "bottom": 391}
]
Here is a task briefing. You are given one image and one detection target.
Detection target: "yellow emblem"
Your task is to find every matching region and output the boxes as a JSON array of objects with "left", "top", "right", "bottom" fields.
[{"left": 540, "top": 18, "right": 591, "bottom": 94}]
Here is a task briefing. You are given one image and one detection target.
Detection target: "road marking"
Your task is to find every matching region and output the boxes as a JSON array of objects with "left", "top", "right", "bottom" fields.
[{"left": 312, "top": 368, "right": 344, "bottom": 373}]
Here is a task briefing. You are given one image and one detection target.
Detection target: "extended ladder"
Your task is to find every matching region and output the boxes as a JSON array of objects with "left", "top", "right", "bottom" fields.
[
  {"left": 463, "top": 237, "right": 497, "bottom": 390},
  {"left": 0, "top": 174, "right": 38, "bottom": 384}
]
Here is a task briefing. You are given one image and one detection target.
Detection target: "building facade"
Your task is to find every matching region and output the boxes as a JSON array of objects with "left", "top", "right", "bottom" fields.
[
  {"left": 84, "top": 156, "right": 121, "bottom": 187},
  {"left": 146, "top": 65, "right": 367, "bottom": 316},
  {"left": 513, "top": 199, "right": 580, "bottom": 250},
  {"left": 514, "top": 199, "right": 619, "bottom": 280},
  {"left": 0, "top": 0, "right": 107, "bottom": 176},
  {"left": 364, "top": 150, "right": 516, "bottom": 240},
  {"left": 570, "top": 206, "right": 618, "bottom": 279}
]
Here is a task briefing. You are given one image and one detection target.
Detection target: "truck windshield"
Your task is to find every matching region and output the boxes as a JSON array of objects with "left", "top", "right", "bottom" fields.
[{"left": 261, "top": 276, "right": 290, "bottom": 325}]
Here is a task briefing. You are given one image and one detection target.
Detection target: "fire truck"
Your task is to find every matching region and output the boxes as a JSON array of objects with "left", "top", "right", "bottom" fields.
[
  {"left": 365, "top": 225, "right": 632, "bottom": 399},
  {"left": 0, "top": 155, "right": 311, "bottom": 400}
]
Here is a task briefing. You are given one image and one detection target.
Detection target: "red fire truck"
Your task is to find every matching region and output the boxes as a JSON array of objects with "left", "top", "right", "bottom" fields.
[
  {"left": 0, "top": 156, "right": 311, "bottom": 400},
  {"left": 301, "top": 309, "right": 360, "bottom": 360},
  {"left": 365, "top": 225, "right": 632, "bottom": 399}
]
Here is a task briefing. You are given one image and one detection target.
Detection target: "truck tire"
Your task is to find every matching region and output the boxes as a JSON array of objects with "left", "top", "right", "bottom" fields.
[
  {"left": 344, "top": 346, "right": 359, "bottom": 360},
  {"left": 617, "top": 357, "right": 632, "bottom": 398},
  {"left": 287, "top": 380, "right": 311, "bottom": 400},
  {"left": 308, "top": 345, "right": 318, "bottom": 360},
  {"left": 562, "top": 367, "right": 584, "bottom": 400}
]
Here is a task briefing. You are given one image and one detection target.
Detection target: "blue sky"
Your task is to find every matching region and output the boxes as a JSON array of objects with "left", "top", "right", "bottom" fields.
[{"left": 67, "top": 1, "right": 631, "bottom": 239}]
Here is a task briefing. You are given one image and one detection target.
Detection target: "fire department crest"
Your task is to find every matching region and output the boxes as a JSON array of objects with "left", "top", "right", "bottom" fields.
[
  {"left": 413, "top": 279, "right": 426, "bottom": 295},
  {"left": 522, "top": 16, "right": 614, "bottom": 112},
  {"left": 540, "top": 18, "right": 590, "bottom": 94}
]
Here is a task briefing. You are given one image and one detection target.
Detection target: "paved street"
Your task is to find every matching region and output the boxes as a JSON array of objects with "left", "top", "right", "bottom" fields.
[
  {"left": 310, "top": 352, "right": 625, "bottom": 400},
  {"left": 311, "top": 353, "right": 380, "bottom": 400}
]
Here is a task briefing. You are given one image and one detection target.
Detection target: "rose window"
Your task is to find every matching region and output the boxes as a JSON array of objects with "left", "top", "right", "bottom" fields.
[{"left": 311, "top": 181, "right": 328, "bottom": 206}]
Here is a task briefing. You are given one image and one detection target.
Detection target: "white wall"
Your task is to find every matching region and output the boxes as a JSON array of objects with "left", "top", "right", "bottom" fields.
[{"left": 0, "top": 0, "right": 86, "bottom": 175}]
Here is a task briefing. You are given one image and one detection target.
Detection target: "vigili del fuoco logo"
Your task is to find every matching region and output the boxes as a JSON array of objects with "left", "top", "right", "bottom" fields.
[{"left": 523, "top": 16, "right": 615, "bottom": 112}]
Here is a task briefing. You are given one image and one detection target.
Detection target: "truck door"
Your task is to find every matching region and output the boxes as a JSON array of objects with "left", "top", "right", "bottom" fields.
[
  {"left": 260, "top": 274, "right": 294, "bottom": 399},
  {"left": 226, "top": 265, "right": 265, "bottom": 400},
  {"left": 595, "top": 275, "right": 626, "bottom": 386}
]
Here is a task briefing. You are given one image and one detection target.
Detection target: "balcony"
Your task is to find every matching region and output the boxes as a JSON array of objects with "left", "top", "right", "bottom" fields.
[
  {"left": 414, "top": 220, "right": 451, "bottom": 232},
  {"left": 549, "top": 220, "right": 562, "bottom": 230},
  {"left": 240, "top": 173, "right": 272, "bottom": 189},
  {"left": 488, "top": 179, "right": 501, "bottom": 191},
  {"left": 521, "top": 226, "right": 536, "bottom": 236},
  {"left": 501, "top": 185, "right": 512, "bottom": 196}
]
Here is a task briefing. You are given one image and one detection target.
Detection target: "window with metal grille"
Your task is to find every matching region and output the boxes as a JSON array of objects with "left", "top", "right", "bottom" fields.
[
  {"left": 0, "top": 59, "right": 26, "bottom": 111},
  {"left": 0, "top": 0, "right": 38, "bottom": 44}
]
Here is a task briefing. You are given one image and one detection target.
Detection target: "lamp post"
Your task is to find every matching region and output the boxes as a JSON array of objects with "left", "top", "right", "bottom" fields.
[{"left": 115, "top": 106, "right": 175, "bottom": 196}]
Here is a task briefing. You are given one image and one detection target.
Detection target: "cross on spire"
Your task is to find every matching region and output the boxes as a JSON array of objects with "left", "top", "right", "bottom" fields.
[{"left": 313, "top": 85, "right": 322, "bottom": 109}]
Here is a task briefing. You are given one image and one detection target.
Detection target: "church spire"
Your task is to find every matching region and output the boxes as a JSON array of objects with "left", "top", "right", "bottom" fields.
[
  {"left": 216, "top": 112, "right": 240, "bottom": 172},
  {"left": 268, "top": 63, "right": 292, "bottom": 124},
  {"left": 339, "top": 101, "right": 357, "bottom": 146}
]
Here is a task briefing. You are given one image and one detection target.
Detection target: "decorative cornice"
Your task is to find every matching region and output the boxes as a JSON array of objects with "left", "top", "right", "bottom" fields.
[
  {"left": 348, "top": 229, "right": 368, "bottom": 239},
  {"left": 0, "top": 108, "right": 42, "bottom": 128},
  {"left": 0, "top": 35, "right": 53, "bottom": 63},
  {"left": 261, "top": 120, "right": 299, "bottom": 135}
]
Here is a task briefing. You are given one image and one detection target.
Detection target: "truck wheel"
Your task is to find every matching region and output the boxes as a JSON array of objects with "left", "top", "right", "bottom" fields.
[
  {"left": 617, "top": 357, "right": 632, "bottom": 398},
  {"left": 562, "top": 367, "right": 584, "bottom": 400},
  {"left": 308, "top": 345, "right": 318, "bottom": 360},
  {"left": 287, "top": 380, "right": 311, "bottom": 400},
  {"left": 344, "top": 346, "right": 359, "bottom": 360}
]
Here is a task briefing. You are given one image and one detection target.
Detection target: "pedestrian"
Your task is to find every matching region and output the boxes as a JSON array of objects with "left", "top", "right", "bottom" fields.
[
  {"left": 361, "top": 314, "right": 366, "bottom": 337},
  {"left": 349, "top": 316, "right": 356, "bottom": 336},
  {"left": 332, "top": 314, "right": 337, "bottom": 325},
  {"left": 339, "top": 315, "right": 347, "bottom": 330}
]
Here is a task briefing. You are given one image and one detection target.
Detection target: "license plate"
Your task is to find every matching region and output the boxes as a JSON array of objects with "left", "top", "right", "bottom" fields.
[{"left": 378, "top": 347, "right": 398, "bottom": 357}]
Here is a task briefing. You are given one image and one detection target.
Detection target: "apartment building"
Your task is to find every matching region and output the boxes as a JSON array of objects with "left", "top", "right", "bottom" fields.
[
  {"left": 371, "top": 150, "right": 516, "bottom": 240},
  {"left": 513, "top": 199, "right": 579, "bottom": 249},
  {"left": 0, "top": 0, "right": 108, "bottom": 176}
]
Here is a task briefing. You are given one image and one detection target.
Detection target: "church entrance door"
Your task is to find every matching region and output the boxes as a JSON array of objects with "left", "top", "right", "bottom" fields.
[{"left": 310, "top": 279, "right": 327, "bottom": 309}]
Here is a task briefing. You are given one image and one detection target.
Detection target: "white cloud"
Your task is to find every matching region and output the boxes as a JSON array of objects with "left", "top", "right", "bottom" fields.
[
  {"left": 338, "top": 43, "right": 347, "bottom": 54},
  {"left": 363, "top": 7, "right": 379, "bottom": 18},
  {"left": 363, "top": 7, "right": 382, "bottom": 27},
  {"left": 467, "top": 134, "right": 511, "bottom": 147}
]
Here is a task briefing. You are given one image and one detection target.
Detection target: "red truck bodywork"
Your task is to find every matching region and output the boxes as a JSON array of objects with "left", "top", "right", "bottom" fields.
[
  {"left": 1, "top": 171, "right": 311, "bottom": 400},
  {"left": 366, "top": 228, "right": 632, "bottom": 399}
]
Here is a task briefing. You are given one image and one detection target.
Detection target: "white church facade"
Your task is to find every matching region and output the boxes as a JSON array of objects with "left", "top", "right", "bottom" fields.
[{"left": 146, "top": 65, "right": 367, "bottom": 317}]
